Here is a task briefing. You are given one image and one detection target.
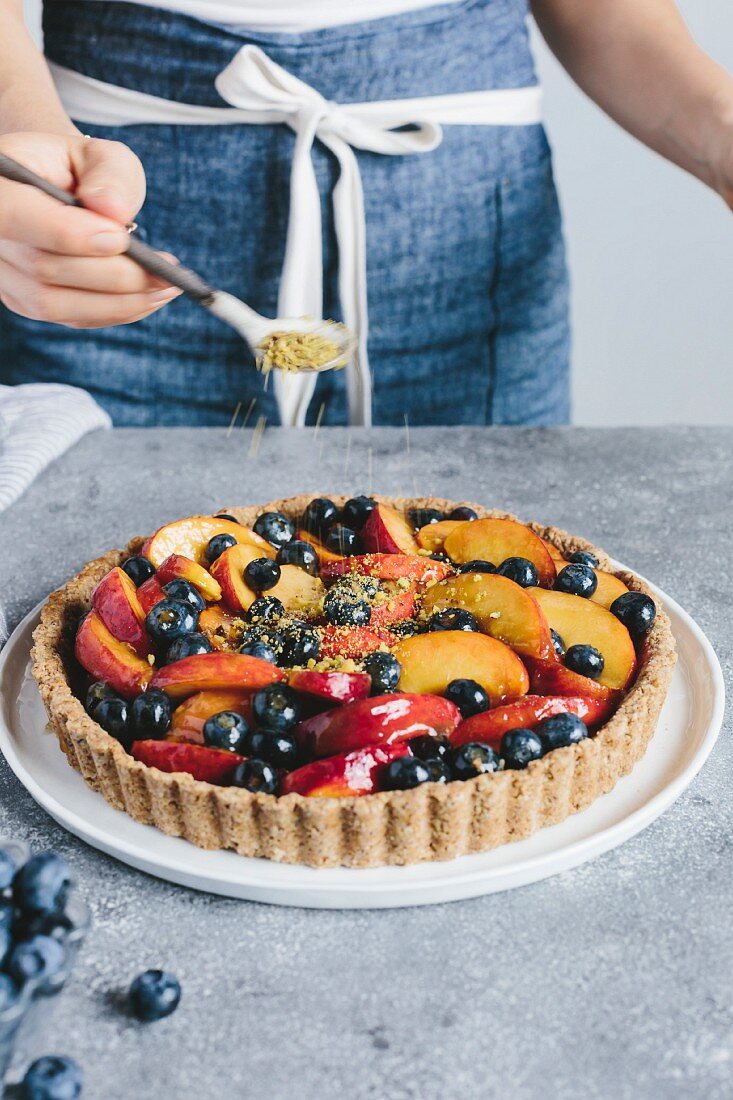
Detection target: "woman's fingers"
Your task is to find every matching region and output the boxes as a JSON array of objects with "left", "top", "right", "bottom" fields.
[
  {"left": 0, "top": 182, "right": 130, "bottom": 256},
  {"left": 0, "top": 241, "right": 176, "bottom": 294}
]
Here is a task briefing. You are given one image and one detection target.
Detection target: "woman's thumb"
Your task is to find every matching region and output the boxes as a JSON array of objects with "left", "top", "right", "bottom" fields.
[{"left": 72, "top": 137, "right": 146, "bottom": 225}]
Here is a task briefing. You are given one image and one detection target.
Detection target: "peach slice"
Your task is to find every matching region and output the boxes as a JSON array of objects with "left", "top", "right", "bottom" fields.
[
  {"left": 322, "top": 554, "right": 452, "bottom": 588},
  {"left": 268, "top": 566, "right": 325, "bottom": 617},
  {"left": 393, "top": 631, "right": 529, "bottom": 705},
  {"left": 530, "top": 589, "right": 637, "bottom": 690},
  {"left": 142, "top": 515, "right": 273, "bottom": 568},
  {"left": 419, "top": 573, "right": 553, "bottom": 659},
  {"left": 136, "top": 575, "right": 166, "bottom": 616},
  {"left": 169, "top": 690, "right": 254, "bottom": 745},
  {"left": 297, "top": 529, "right": 343, "bottom": 564},
  {"left": 369, "top": 590, "right": 416, "bottom": 628},
  {"left": 542, "top": 539, "right": 566, "bottom": 566},
  {"left": 444, "top": 518, "right": 557, "bottom": 587},
  {"left": 281, "top": 742, "right": 411, "bottom": 798},
  {"left": 199, "top": 606, "right": 240, "bottom": 651},
  {"left": 150, "top": 652, "right": 284, "bottom": 701},
  {"left": 523, "top": 656, "right": 619, "bottom": 710},
  {"left": 319, "top": 626, "right": 398, "bottom": 662},
  {"left": 361, "top": 504, "right": 419, "bottom": 555},
  {"left": 157, "top": 554, "right": 222, "bottom": 602},
  {"left": 91, "top": 567, "right": 148, "bottom": 657},
  {"left": 416, "top": 519, "right": 465, "bottom": 553},
  {"left": 75, "top": 612, "right": 153, "bottom": 698},
  {"left": 591, "top": 571, "right": 629, "bottom": 611},
  {"left": 451, "top": 694, "right": 612, "bottom": 750},
  {"left": 287, "top": 669, "right": 372, "bottom": 706},
  {"left": 209, "top": 543, "right": 267, "bottom": 613},
  {"left": 298, "top": 693, "right": 461, "bottom": 758},
  {"left": 132, "top": 740, "right": 244, "bottom": 784}
]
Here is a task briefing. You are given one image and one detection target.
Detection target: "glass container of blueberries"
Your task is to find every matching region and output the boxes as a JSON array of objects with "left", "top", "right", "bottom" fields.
[{"left": 0, "top": 839, "right": 90, "bottom": 1093}]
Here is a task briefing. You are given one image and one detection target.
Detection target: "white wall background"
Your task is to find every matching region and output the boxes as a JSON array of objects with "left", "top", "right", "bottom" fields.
[{"left": 23, "top": 0, "right": 733, "bottom": 425}]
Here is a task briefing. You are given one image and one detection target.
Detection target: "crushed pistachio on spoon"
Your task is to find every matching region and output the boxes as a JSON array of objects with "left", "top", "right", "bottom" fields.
[{"left": 256, "top": 328, "right": 346, "bottom": 374}]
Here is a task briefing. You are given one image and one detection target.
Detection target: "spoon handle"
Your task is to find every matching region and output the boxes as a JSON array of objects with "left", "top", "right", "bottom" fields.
[{"left": 0, "top": 151, "right": 215, "bottom": 303}]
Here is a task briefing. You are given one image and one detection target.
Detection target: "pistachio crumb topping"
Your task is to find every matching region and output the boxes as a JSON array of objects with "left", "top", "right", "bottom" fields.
[{"left": 257, "top": 330, "right": 344, "bottom": 374}]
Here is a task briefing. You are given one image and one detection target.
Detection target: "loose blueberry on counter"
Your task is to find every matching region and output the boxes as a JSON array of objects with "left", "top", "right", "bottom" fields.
[
  {"left": 253, "top": 510, "right": 295, "bottom": 548},
  {"left": 7, "top": 933, "right": 66, "bottom": 986},
  {"left": 448, "top": 742, "right": 500, "bottom": 781},
  {"left": 382, "top": 756, "right": 434, "bottom": 791},
  {"left": 363, "top": 651, "right": 401, "bottom": 694},
  {"left": 146, "top": 599, "right": 198, "bottom": 644},
  {"left": 610, "top": 591, "right": 657, "bottom": 639},
  {"left": 276, "top": 539, "right": 320, "bottom": 576},
  {"left": 278, "top": 622, "right": 321, "bottom": 667},
  {"left": 301, "top": 497, "right": 340, "bottom": 539},
  {"left": 0, "top": 973, "right": 18, "bottom": 1011},
  {"left": 161, "top": 578, "right": 205, "bottom": 613},
  {"left": 92, "top": 695, "right": 131, "bottom": 746},
  {"left": 568, "top": 550, "right": 599, "bottom": 568},
  {"left": 246, "top": 596, "right": 285, "bottom": 623},
  {"left": 535, "top": 712, "right": 588, "bottom": 751},
  {"left": 325, "top": 525, "right": 361, "bottom": 556},
  {"left": 239, "top": 640, "right": 278, "bottom": 664},
  {"left": 324, "top": 588, "right": 371, "bottom": 627},
  {"left": 407, "top": 507, "right": 444, "bottom": 529},
  {"left": 252, "top": 684, "right": 300, "bottom": 731},
  {"left": 0, "top": 901, "right": 13, "bottom": 934},
  {"left": 428, "top": 608, "right": 479, "bottom": 633},
  {"left": 501, "top": 728, "right": 544, "bottom": 770},
  {"left": 565, "top": 644, "right": 604, "bottom": 679},
  {"left": 128, "top": 969, "right": 181, "bottom": 1022},
  {"left": 14, "top": 910, "right": 74, "bottom": 945},
  {"left": 449, "top": 506, "right": 478, "bottom": 521},
  {"left": 21, "top": 1055, "right": 83, "bottom": 1100},
  {"left": 444, "top": 678, "right": 490, "bottom": 718},
  {"left": 554, "top": 563, "right": 598, "bottom": 599},
  {"left": 204, "top": 532, "right": 237, "bottom": 564},
  {"left": 84, "top": 681, "right": 116, "bottom": 721},
  {"left": 13, "top": 852, "right": 73, "bottom": 915},
  {"left": 497, "top": 557, "right": 539, "bottom": 588},
  {"left": 203, "top": 711, "right": 250, "bottom": 754},
  {"left": 458, "top": 560, "right": 496, "bottom": 575},
  {"left": 0, "top": 847, "right": 18, "bottom": 890},
  {"left": 230, "top": 758, "right": 279, "bottom": 794},
  {"left": 214, "top": 513, "right": 240, "bottom": 524},
  {"left": 341, "top": 495, "right": 376, "bottom": 531},
  {"left": 244, "top": 728, "right": 300, "bottom": 770},
  {"left": 121, "top": 555, "right": 155, "bottom": 587},
  {"left": 0, "top": 924, "right": 10, "bottom": 968},
  {"left": 165, "top": 632, "right": 212, "bottom": 663},
  {"left": 244, "top": 557, "right": 281, "bottom": 593},
  {"left": 132, "top": 690, "right": 171, "bottom": 740},
  {"left": 409, "top": 736, "right": 450, "bottom": 763},
  {"left": 551, "top": 629, "right": 566, "bottom": 659}
]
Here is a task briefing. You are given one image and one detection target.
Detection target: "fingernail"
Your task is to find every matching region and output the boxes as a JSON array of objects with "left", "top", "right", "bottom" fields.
[
  {"left": 90, "top": 230, "right": 126, "bottom": 254},
  {"left": 150, "top": 287, "right": 181, "bottom": 303}
]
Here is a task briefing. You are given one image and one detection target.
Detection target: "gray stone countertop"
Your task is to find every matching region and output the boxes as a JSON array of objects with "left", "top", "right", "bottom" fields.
[{"left": 0, "top": 427, "right": 730, "bottom": 1100}]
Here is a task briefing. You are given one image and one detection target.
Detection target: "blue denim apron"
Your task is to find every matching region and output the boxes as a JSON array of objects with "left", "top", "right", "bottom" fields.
[{"left": 0, "top": 0, "right": 570, "bottom": 426}]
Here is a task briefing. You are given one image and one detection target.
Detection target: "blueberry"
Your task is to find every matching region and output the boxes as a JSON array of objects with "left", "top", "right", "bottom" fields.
[
  {"left": 428, "top": 608, "right": 479, "bottom": 632},
  {"left": 0, "top": 924, "right": 10, "bottom": 968},
  {"left": 551, "top": 629, "right": 566, "bottom": 659},
  {"left": 0, "top": 848, "right": 18, "bottom": 890},
  {"left": 244, "top": 728, "right": 300, "bottom": 770},
  {"left": 165, "top": 632, "right": 212, "bottom": 663},
  {"left": 325, "top": 525, "right": 361, "bottom": 556},
  {"left": 565, "top": 644, "right": 605, "bottom": 679},
  {"left": 230, "top": 758, "right": 279, "bottom": 794},
  {"left": 244, "top": 557, "right": 281, "bottom": 592},
  {"left": 239, "top": 640, "right": 278, "bottom": 663},
  {"left": 349, "top": 574, "right": 381, "bottom": 600},
  {"left": 341, "top": 495, "right": 376, "bottom": 531},
  {"left": 407, "top": 507, "right": 444, "bottom": 529},
  {"left": 426, "top": 758, "right": 451, "bottom": 783},
  {"left": 131, "top": 689, "right": 171, "bottom": 739},
  {"left": 382, "top": 756, "right": 434, "bottom": 791},
  {"left": 203, "top": 710, "right": 249, "bottom": 753},
  {"left": 497, "top": 557, "right": 539, "bottom": 588},
  {"left": 14, "top": 910, "right": 74, "bottom": 944},
  {"left": 84, "top": 681, "right": 115, "bottom": 720},
  {"left": 13, "top": 853, "right": 73, "bottom": 915},
  {"left": 161, "top": 578, "right": 205, "bottom": 613},
  {"left": 93, "top": 695, "right": 130, "bottom": 745},
  {"left": 501, "top": 728, "right": 544, "bottom": 770},
  {"left": 121, "top": 555, "right": 155, "bottom": 587},
  {"left": 568, "top": 550, "right": 600, "bottom": 568},
  {"left": 610, "top": 592, "right": 657, "bottom": 639},
  {"left": 536, "top": 712, "right": 588, "bottom": 751},
  {"left": 390, "top": 619, "right": 419, "bottom": 639},
  {"left": 363, "top": 651, "right": 401, "bottom": 694},
  {"left": 0, "top": 901, "right": 13, "bottom": 934},
  {"left": 214, "top": 513, "right": 240, "bottom": 524},
  {"left": 449, "top": 742, "right": 501, "bottom": 781},
  {"left": 324, "top": 588, "right": 371, "bottom": 627},
  {"left": 301, "top": 498, "right": 340, "bottom": 539},
  {"left": 129, "top": 969, "right": 181, "bottom": 1022},
  {"left": 0, "top": 973, "right": 18, "bottom": 1012},
  {"left": 246, "top": 596, "right": 285, "bottom": 624},
  {"left": 458, "top": 560, "right": 496, "bottom": 575},
  {"left": 555, "top": 563, "right": 597, "bottom": 599},
  {"left": 409, "top": 736, "right": 450, "bottom": 762},
  {"left": 276, "top": 539, "right": 319, "bottom": 576},
  {"left": 7, "top": 934, "right": 66, "bottom": 986},
  {"left": 278, "top": 622, "right": 320, "bottom": 667},
  {"left": 449, "top": 506, "right": 478, "bottom": 521},
  {"left": 253, "top": 511, "right": 295, "bottom": 549},
  {"left": 429, "top": 552, "right": 449, "bottom": 562},
  {"left": 444, "top": 678, "right": 489, "bottom": 718},
  {"left": 252, "top": 684, "right": 300, "bottom": 731},
  {"left": 239, "top": 624, "right": 285, "bottom": 658},
  {"left": 146, "top": 599, "right": 198, "bottom": 643},
  {"left": 204, "top": 533, "right": 237, "bottom": 564},
  {"left": 21, "top": 1055, "right": 83, "bottom": 1100}
]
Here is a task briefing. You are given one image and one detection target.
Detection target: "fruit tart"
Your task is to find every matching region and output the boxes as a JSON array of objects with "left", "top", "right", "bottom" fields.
[{"left": 31, "top": 496, "right": 676, "bottom": 868}]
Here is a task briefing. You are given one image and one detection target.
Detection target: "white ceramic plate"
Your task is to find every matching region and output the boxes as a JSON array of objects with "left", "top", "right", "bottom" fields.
[{"left": 0, "top": 569, "right": 724, "bottom": 909}]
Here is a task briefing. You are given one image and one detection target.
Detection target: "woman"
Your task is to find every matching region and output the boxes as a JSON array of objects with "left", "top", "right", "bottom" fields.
[{"left": 0, "top": 0, "right": 731, "bottom": 427}]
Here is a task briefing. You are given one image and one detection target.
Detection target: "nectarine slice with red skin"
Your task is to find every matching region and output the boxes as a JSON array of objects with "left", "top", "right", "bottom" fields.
[
  {"left": 199, "top": 606, "right": 239, "bottom": 651},
  {"left": 91, "top": 567, "right": 148, "bottom": 657},
  {"left": 209, "top": 543, "right": 266, "bottom": 613},
  {"left": 297, "top": 529, "right": 343, "bottom": 564},
  {"left": 524, "top": 657, "right": 620, "bottom": 711},
  {"left": 591, "top": 570, "right": 629, "bottom": 611},
  {"left": 157, "top": 554, "right": 222, "bottom": 603},
  {"left": 169, "top": 690, "right": 254, "bottom": 744},
  {"left": 287, "top": 669, "right": 372, "bottom": 706},
  {"left": 419, "top": 573, "right": 553, "bottom": 659},
  {"left": 369, "top": 590, "right": 416, "bottom": 628},
  {"left": 132, "top": 740, "right": 244, "bottom": 784},
  {"left": 451, "top": 694, "right": 612, "bottom": 750},
  {"left": 322, "top": 554, "right": 451, "bottom": 588},
  {"left": 297, "top": 693, "right": 461, "bottom": 758},
  {"left": 142, "top": 515, "right": 272, "bottom": 569},
  {"left": 319, "top": 625, "right": 398, "bottom": 661},
  {"left": 361, "top": 504, "right": 419, "bottom": 555},
  {"left": 530, "top": 588, "right": 637, "bottom": 690},
  {"left": 444, "top": 518, "right": 557, "bottom": 588},
  {"left": 137, "top": 575, "right": 166, "bottom": 616},
  {"left": 281, "top": 742, "right": 411, "bottom": 798},
  {"left": 393, "top": 631, "right": 529, "bottom": 706},
  {"left": 150, "top": 652, "right": 284, "bottom": 701},
  {"left": 416, "top": 519, "right": 465, "bottom": 553},
  {"left": 75, "top": 612, "right": 152, "bottom": 698}
]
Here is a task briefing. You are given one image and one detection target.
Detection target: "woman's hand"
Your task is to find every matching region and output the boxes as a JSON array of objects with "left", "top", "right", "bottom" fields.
[
  {"left": 708, "top": 119, "right": 733, "bottom": 212},
  {"left": 0, "top": 131, "right": 181, "bottom": 328}
]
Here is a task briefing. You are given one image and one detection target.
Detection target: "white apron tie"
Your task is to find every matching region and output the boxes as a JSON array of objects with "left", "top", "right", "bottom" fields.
[{"left": 50, "top": 46, "right": 543, "bottom": 427}]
